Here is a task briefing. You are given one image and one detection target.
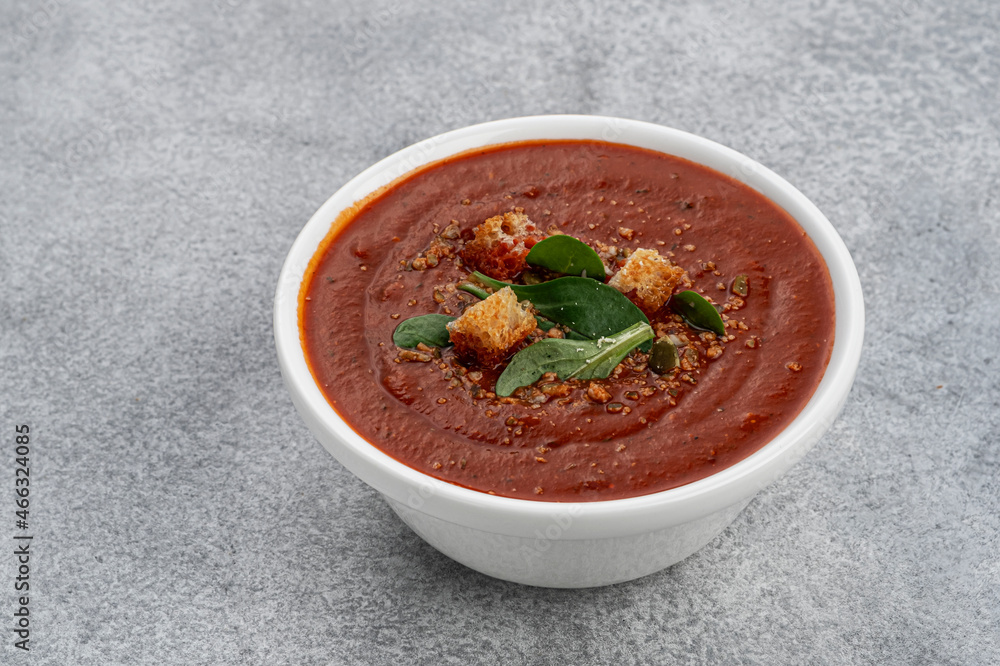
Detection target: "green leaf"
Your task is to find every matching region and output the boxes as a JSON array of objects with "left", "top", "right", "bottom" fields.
[
  {"left": 525, "top": 235, "right": 606, "bottom": 280},
  {"left": 471, "top": 272, "right": 649, "bottom": 344},
  {"left": 392, "top": 314, "right": 455, "bottom": 348},
  {"left": 669, "top": 291, "right": 726, "bottom": 336},
  {"left": 495, "top": 322, "right": 654, "bottom": 396}
]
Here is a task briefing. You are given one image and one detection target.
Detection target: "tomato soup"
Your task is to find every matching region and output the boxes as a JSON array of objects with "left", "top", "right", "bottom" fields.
[{"left": 300, "top": 141, "right": 834, "bottom": 501}]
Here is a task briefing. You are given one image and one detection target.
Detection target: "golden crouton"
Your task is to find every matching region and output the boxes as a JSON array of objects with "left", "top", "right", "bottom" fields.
[
  {"left": 460, "top": 212, "right": 546, "bottom": 280},
  {"left": 447, "top": 287, "right": 537, "bottom": 365},
  {"left": 608, "top": 248, "right": 689, "bottom": 313}
]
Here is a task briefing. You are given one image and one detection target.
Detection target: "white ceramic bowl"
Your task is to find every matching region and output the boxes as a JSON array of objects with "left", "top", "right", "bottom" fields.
[{"left": 274, "top": 115, "right": 865, "bottom": 588}]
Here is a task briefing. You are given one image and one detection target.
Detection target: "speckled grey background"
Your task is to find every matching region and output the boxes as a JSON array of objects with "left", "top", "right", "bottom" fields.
[{"left": 1, "top": 0, "right": 998, "bottom": 664}]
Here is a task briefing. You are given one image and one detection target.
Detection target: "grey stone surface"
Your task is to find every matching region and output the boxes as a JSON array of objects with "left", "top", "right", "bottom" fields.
[{"left": 1, "top": 0, "right": 998, "bottom": 663}]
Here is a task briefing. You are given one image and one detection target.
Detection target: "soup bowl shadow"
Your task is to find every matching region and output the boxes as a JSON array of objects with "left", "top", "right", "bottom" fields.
[{"left": 274, "top": 115, "right": 864, "bottom": 588}]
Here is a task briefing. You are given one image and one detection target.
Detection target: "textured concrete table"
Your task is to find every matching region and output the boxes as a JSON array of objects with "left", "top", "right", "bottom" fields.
[{"left": 2, "top": 0, "right": 997, "bottom": 664}]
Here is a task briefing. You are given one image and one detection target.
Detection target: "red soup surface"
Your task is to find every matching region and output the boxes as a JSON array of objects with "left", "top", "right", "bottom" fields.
[{"left": 300, "top": 140, "right": 835, "bottom": 502}]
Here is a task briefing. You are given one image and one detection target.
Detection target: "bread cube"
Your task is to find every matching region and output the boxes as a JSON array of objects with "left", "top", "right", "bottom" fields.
[
  {"left": 608, "top": 248, "right": 688, "bottom": 313},
  {"left": 460, "top": 212, "right": 546, "bottom": 280},
  {"left": 447, "top": 287, "right": 537, "bottom": 365}
]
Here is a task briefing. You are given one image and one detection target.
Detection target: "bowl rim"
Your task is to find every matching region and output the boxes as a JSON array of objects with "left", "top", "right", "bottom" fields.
[{"left": 274, "top": 115, "right": 865, "bottom": 540}]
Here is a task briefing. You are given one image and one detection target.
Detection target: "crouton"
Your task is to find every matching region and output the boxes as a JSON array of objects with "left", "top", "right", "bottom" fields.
[
  {"left": 447, "top": 287, "right": 537, "bottom": 365},
  {"left": 608, "top": 248, "right": 689, "bottom": 313},
  {"left": 460, "top": 212, "right": 546, "bottom": 280}
]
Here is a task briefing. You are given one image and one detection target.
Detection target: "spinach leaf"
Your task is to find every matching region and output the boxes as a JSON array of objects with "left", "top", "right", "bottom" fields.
[
  {"left": 495, "top": 322, "right": 653, "bottom": 396},
  {"left": 669, "top": 291, "right": 726, "bottom": 336},
  {"left": 471, "top": 272, "right": 649, "bottom": 342},
  {"left": 525, "top": 235, "right": 606, "bottom": 280},
  {"left": 392, "top": 314, "right": 455, "bottom": 348}
]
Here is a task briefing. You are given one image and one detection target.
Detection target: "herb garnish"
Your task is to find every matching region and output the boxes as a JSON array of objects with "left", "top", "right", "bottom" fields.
[
  {"left": 392, "top": 314, "right": 455, "bottom": 348},
  {"left": 394, "top": 229, "right": 736, "bottom": 397},
  {"left": 669, "top": 291, "right": 726, "bottom": 337},
  {"left": 495, "top": 322, "right": 654, "bottom": 396},
  {"left": 524, "top": 235, "right": 606, "bottom": 280}
]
